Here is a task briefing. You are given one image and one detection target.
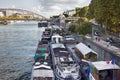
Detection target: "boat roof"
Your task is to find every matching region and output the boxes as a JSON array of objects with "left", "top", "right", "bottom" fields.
[
  {"left": 32, "top": 69, "right": 54, "bottom": 77},
  {"left": 92, "top": 61, "right": 120, "bottom": 71},
  {"left": 53, "top": 48, "right": 69, "bottom": 57},
  {"left": 65, "top": 37, "right": 75, "bottom": 41},
  {"left": 51, "top": 43, "right": 65, "bottom": 49},
  {"left": 75, "top": 42, "right": 97, "bottom": 56},
  {"left": 39, "top": 21, "right": 48, "bottom": 23},
  {"left": 52, "top": 25, "right": 60, "bottom": 29},
  {"left": 52, "top": 34, "right": 62, "bottom": 38}
]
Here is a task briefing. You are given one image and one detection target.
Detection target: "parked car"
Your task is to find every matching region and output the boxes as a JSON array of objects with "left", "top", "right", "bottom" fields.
[
  {"left": 106, "top": 37, "right": 114, "bottom": 43},
  {"left": 94, "top": 32, "right": 101, "bottom": 36}
]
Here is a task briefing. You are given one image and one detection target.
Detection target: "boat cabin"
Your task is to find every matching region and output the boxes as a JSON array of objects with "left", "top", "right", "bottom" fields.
[
  {"left": 51, "top": 34, "right": 63, "bottom": 43},
  {"left": 38, "top": 21, "right": 48, "bottom": 27},
  {"left": 75, "top": 42, "right": 98, "bottom": 61},
  {"left": 90, "top": 61, "right": 120, "bottom": 80}
]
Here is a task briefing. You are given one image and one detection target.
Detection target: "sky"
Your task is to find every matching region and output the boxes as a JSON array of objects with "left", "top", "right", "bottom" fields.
[{"left": 0, "top": 0, "right": 91, "bottom": 18}]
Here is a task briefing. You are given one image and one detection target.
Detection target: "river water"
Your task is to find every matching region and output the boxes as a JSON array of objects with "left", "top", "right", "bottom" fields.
[{"left": 0, "top": 22, "right": 43, "bottom": 80}]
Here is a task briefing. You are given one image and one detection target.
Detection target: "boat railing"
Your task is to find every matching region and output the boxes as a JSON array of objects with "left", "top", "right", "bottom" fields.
[{"left": 66, "top": 46, "right": 81, "bottom": 63}]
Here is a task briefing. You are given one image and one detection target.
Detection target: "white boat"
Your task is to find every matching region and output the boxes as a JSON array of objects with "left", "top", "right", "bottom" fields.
[{"left": 50, "top": 34, "right": 81, "bottom": 80}]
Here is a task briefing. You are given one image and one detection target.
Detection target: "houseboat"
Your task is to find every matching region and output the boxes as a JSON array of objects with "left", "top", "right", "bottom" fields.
[
  {"left": 41, "top": 28, "right": 52, "bottom": 41},
  {"left": 31, "top": 39, "right": 54, "bottom": 80},
  {"left": 50, "top": 34, "right": 81, "bottom": 80},
  {"left": 38, "top": 21, "right": 48, "bottom": 28},
  {"left": 89, "top": 61, "right": 120, "bottom": 80},
  {"left": 74, "top": 42, "right": 98, "bottom": 61}
]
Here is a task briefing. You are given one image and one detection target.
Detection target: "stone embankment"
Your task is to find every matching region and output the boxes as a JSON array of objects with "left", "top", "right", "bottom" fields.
[{"left": 72, "top": 34, "right": 120, "bottom": 66}]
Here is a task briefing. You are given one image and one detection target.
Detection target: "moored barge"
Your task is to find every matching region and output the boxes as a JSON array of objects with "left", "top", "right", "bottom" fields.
[
  {"left": 50, "top": 34, "right": 81, "bottom": 80},
  {"left": 31, "top": 39, "right": 54, "bottom": 80}
]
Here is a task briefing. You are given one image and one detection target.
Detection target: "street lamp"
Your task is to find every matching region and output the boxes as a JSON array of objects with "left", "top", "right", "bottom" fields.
[{"left": 91, "top": 24, "right": 94, "bottom": 41}]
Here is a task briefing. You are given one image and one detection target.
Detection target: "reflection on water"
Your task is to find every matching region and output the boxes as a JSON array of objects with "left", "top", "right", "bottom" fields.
[{"left": 0, "top": 23, "right": 43, "bottom": 80}]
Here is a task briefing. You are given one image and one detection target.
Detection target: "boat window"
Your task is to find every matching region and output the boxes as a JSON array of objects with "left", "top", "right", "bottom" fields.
[
  {"left": 59, "top": 50, "right": 68, "bottom": 53},
  {"left": 99, "top": 70, "right": 112, "bottom": 80},
  {"left": 85, "top": 52, "right": 97, "bottom": 61},
  {"left": 53, "top": 38, "right": 56, "bottom": 43},
  {"left": 69, "top": 57, "right": 73, "bottom": 62},
  {"left": 58, "top": 38, "right": 62, "bottom": 43},
  {"left": 60, "top": 57, "right": 64, "bottom": 62}
]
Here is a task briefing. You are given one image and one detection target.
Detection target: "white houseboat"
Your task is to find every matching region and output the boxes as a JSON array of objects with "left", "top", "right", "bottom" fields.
[{"left": 50, "top": 34, "right": 81, "bottom": 80}]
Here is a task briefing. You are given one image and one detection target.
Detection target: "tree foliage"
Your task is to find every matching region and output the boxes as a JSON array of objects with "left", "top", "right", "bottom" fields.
[
  {"left": 73, "top": 0, "right": 120, "bottom": 34},
  {"left": 68, "top": 24, "right": 76, "bottom": 33},
  {"left": 68, "top": 21, "right": 92, "bottom": 35},
  {"left": 88, "top": 0, "right": 120, "bottom": 34},
  {"left": 74, "top": 6, "right": 89, "bottom": 18},
  {"left": 75, "top": 22, "right": 92, "bottom": 35}
]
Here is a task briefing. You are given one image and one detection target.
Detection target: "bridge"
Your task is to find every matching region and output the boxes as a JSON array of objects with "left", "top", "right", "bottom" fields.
[
  {"left": 65, "top": 17, "right": 81, "bottom": 21},
  {"left": 0, "top": 8, "right": 47, "bottom": 21}
]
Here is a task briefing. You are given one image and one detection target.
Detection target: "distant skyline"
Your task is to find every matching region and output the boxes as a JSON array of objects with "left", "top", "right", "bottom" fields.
[{"left": 0, "top": 0, "right": 91, "bottom": 18}]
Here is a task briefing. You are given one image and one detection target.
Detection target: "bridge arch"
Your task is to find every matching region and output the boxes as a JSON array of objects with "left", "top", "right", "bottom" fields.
[{"left": 0, "top": 8, "right": 46, "bottom": 20}]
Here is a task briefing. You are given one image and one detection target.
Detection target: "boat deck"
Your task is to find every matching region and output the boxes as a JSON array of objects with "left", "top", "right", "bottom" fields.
[
  {"left": 53, "top": 48, "right": 69, "bottom": 57},
  {"left": 51, "top": 42, "right": 81, "bottom": 79}
]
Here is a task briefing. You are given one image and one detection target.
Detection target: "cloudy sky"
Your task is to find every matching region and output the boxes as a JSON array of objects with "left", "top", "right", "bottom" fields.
[{"left": 0, "top": 0, "right": 91, "bottom": 18}]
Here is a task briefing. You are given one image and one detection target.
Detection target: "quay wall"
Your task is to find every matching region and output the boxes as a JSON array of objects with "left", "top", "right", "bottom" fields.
[{"left": 73, "top": 34, "right": 120, "bottom": 66}]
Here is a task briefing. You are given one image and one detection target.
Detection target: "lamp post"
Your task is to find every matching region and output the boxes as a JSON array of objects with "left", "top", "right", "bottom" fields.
[{"left": 91, "top": 25, "right": 94, "bottom": 41}]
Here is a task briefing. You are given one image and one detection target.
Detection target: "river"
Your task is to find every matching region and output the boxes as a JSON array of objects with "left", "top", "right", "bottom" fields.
[{"left": 0, "top": 22, "right": 43, "bottom": 80}]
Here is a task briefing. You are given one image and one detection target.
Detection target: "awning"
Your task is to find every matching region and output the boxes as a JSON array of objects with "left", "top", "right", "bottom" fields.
[
  {"left": 34, "top": 54, "right": 46, "bottom": 60},
  {"left": 51, "top": 43, "right": 65, "bottom": 48},
  {"left": 92, "top": 61, "right": 120, "bottom": 71},
  {"left": 75, "top": 43, "right": 97, "bottom": 57},
  {"left": 38, "top": 47, "right": 47, "bottom": 51}
]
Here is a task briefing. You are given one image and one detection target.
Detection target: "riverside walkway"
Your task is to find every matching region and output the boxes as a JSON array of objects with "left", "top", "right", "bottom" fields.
[
  {"left": 77, "top": 34, "right": 120, "bottom": 66},
  {"left": 93, "top": 36, "right": 120, "bottom": 57}
]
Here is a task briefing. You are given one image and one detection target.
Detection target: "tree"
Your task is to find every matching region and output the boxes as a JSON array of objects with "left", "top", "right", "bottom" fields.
[
  {"left": 88, "top": 0, "right": 120, "bottom": 34},
  {"left": 68, "top": 24, "right": 76, "bottom": 33},
  {"left": 75, "top": 22, "right": 92, "bottom": 35},
  {"left": 79, "top": 6, "right": 89, "bottom": 17}
]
